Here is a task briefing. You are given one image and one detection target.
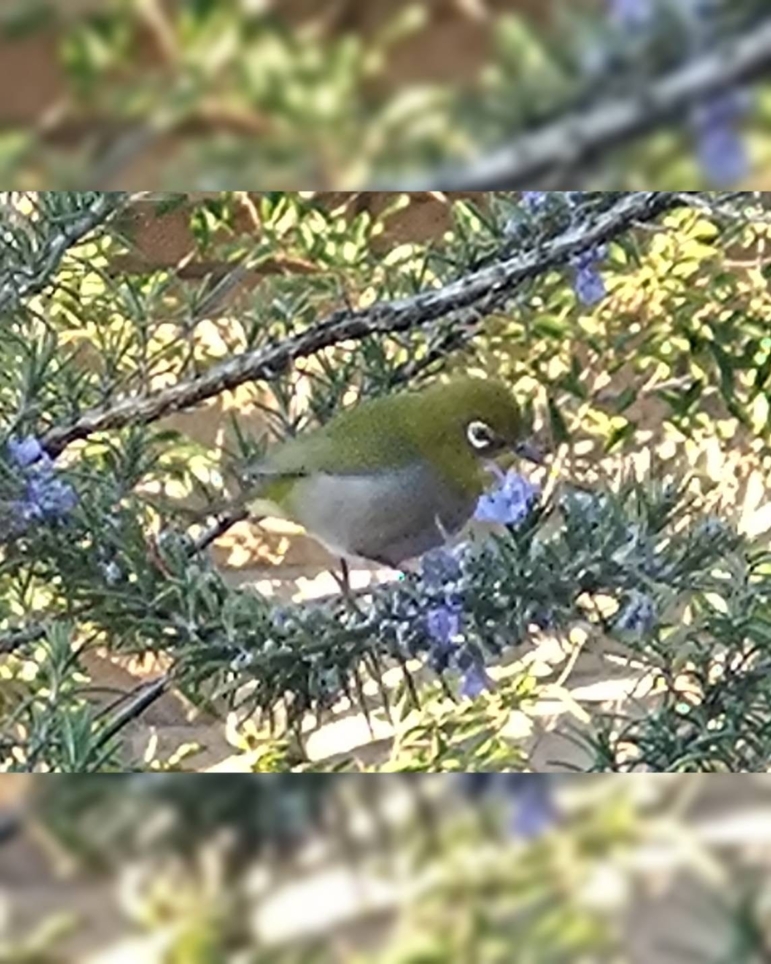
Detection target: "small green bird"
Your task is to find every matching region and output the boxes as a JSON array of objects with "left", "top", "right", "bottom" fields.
[{"left": 240, "top": 377, "right": 542, "bottom": 570}]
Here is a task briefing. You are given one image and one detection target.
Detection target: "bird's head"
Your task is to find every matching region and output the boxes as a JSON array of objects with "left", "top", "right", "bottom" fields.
[{"left": 424, "top": 377, "right": 544, "bottom": 466}]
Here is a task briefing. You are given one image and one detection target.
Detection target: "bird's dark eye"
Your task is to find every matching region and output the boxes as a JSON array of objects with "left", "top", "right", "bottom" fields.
[{"left": 466, "top": 420, "right": 496, "bottom": 451}]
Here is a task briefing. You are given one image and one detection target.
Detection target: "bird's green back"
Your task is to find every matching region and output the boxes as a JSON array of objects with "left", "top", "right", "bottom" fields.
[{"left": 254, "top": 377, "right": 523, "bottom": 504}]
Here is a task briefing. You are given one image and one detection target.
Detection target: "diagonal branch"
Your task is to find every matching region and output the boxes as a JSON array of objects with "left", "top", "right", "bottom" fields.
[
  {"left": 41, "top": 190, "right": 691, "bottom": 456},
  {"left": 393, "top": 18, "right": 771, "bottom": 191},
  {"left": 91, "top": 673, "right": 170, "bottom": 757},
  {"left": 0, "top": 623, "right": 47, "bottom": 654}
]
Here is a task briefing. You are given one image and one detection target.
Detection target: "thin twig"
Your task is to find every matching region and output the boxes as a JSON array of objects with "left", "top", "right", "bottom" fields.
[
  {"left": 192, "top": 509, "right": 249, "bottom": 552},
  {"left": 392, "top": 20, "right": 771, "bottom": 190},
  {"left": 0, "top": 623, "right": 47, "bottom": 654},
  {"left": 91, "top": 673, "right": 170, "bottom": 753}
]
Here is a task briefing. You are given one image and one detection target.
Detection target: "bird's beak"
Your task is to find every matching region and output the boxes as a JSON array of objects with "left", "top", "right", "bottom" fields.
[{"left": 513, "top": 440, "right": 545, "bottom": 465}]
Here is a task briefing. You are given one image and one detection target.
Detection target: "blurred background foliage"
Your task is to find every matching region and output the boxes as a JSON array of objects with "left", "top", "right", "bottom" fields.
[
  {"left": 0, "top": 0, "right": 770, "bottom": 189},
  {"left": 4, "top": 189, "right": 771, "bottom": 775},
  {"left": 3, "top": 774, "right": 771, "bottom": 962}
]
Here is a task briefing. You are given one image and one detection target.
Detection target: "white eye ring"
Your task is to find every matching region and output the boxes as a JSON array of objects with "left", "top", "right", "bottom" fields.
[{"left": 467, "top": 420, "right": 495, "bottom": 451}]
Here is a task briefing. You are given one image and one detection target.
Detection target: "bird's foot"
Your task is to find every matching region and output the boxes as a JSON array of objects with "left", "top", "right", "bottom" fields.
[{"left": 333, "top": 558, "right": 365, "bottom": 614}]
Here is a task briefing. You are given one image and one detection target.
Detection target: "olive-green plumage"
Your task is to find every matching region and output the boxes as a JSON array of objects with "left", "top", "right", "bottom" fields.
[{"left": 244, "top": 377, "right": 537, "bottom": 567}]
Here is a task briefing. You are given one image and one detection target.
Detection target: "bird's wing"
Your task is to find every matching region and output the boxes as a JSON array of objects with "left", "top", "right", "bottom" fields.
[{"left": 255, "top": 420, "right": 421, "bottom": 479}]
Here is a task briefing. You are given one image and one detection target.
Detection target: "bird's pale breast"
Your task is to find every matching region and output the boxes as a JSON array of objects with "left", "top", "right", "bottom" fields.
[{"left": 286, "top": 461, "right": 477, "bottom": 566}]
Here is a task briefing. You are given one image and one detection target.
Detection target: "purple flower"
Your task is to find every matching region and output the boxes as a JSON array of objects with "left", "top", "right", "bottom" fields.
[
  {"left": 427, "top": 604, "right": 461, "bottom": 647},
  {"left": 692, "top": 90, "right": 750, "bottom": 186},
  {"left": 615, "top": 591, "right": 657, "bottom": 634},
  {"left": 457, "top": 643, "right": 495, "bottom": 700},
  {"left": 458, "top": 774, "right": 558, "bottom": 839},
  {"left": 475, "top": 469, "right": 539, "bottom": 526},
  {"left": 521, "top": 191, "right": 549, "bottom": 213},
  {"left": 5, "top": 435, "right": 77, "bottom": 529},
  {"left": 426, "top": 596, "right": 463, "bottom": 672},
  {"left": 8, "top": 436, "right": 50, "bottom": 470},
  {"left": 460, "top": 659, "right": 494, "bottom": 699},
  {"left": 420, "top": 547, "right": 463, "bottom": 588},
  {"left": 502, "top": 775, "right": 558, "bottom": 839},
  {"left": 574, "top": 265, "right": 606, "bottom": 305},
  {"left": 609, "top": 0, "right": 654, "bottom": 28},
  {"left": 570, "top": 244, "right": 608, "bottom": 306},
  {"left": 23, "top": 474, "right": 78, "bottom": 520}
]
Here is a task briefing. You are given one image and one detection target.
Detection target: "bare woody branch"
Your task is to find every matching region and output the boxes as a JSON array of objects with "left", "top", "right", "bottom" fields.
[
  {"left": 0, "top": 623, "right": 46, "bottom": 654},
  {"left": 393, "top": 18, "right": 771, "bottom": 191},
  {"left": 41, "top": 190, "right": 697, "bottom": 456},
  {"left": 91, "top": 674, "right": 170, "bottom": 756}
]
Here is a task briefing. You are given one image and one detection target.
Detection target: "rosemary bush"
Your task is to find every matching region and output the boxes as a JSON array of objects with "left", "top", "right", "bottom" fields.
[{"left": 2, "top": 189, "right": 771, "bottom": 772}]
